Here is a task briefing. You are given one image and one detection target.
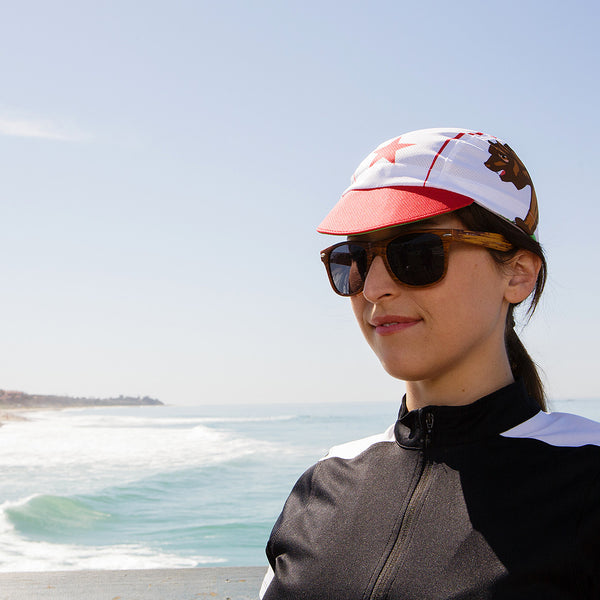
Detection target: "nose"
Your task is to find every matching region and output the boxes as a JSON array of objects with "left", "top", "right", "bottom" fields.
[{"left": 362, "top": 256, "right": 400, "bottom": 303}]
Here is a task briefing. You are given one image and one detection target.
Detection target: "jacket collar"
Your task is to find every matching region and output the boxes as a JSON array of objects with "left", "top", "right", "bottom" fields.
[{"left": 394, "top": 380, "right": 540, "bottom": 449}]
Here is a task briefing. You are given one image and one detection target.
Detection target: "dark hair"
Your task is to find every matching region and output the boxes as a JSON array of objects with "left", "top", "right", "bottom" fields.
[{"left": 455, "top": 204, "right": 548, "bottom": 410}]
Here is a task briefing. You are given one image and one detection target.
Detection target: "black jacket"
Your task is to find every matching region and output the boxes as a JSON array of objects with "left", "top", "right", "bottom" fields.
[{"left": 261, "top": 381, "right": 600, "bottom": 599}]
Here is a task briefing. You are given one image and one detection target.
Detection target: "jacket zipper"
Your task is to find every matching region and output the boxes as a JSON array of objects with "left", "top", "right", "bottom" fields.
[{"left": 368, "top": 411, "right": 435, "bottom": 600}]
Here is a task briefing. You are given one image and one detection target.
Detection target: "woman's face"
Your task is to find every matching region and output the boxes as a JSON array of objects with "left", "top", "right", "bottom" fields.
[{"left": 349, "top": 214, "right": 513, "bottom": 395}]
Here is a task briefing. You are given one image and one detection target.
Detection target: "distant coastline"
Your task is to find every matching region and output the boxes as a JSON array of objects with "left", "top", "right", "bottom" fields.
[{"left": 0, "top": 389, "right": 163, "bottom": 415}]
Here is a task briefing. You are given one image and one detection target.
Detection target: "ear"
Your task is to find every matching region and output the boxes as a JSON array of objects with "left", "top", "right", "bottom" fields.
[{"left": 504, "top": 250, "right": 542, "bottom": 304}]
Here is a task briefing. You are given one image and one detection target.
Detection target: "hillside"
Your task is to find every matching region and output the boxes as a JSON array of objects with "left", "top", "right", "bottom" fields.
[{"left": 0, "top": 389, "right": 163, "bottom": 409}]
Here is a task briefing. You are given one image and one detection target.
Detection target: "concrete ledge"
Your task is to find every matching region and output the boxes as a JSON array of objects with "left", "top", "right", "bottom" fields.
[{"left": 0, "top": 566, "right": 266, "bottom": 600}]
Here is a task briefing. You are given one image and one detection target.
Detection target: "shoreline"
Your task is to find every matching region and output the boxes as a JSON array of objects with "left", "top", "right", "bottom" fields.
[
  {"left": 0, "top": 405, "right": 72, "bottom": 427},
  {"left": 0, "top": 402, "right": 164, "bottom": 427},
  {"left": 0, "top": 407, "right": 36, "bottom": 426},
  {"left": 0, "top": 391, "right": 163, "bottom": 426},
  {"left": 0, "top": 566, "right": 266, "bottom": 599}
]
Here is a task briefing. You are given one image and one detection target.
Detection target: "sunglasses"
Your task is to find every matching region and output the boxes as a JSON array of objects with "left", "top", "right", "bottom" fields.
[{"left": 320, "top": 228, "right": 514, "bottom": 296}]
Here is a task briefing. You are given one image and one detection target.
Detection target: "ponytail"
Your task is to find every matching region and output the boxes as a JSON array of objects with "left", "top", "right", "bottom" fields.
[
  {"left": 455, "top": 204, "right": 548, "bottom": 410},
  {"left": 505, "top": 307, "right": 546, "bottom": 411}
]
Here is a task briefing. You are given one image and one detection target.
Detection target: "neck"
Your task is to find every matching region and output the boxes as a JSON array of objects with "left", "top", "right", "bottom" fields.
[{"left": 405, "top": 354, "right": 514, "bottom": 412}]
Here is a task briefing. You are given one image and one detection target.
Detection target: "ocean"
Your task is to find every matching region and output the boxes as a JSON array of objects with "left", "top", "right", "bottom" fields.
[{"left": 0, "top": 397, "right": 598, "bottom": 572}]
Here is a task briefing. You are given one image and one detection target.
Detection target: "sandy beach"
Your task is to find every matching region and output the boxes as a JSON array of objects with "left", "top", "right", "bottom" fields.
[
  {"left": 0, "top": 566, "right": 265, "bottom": 599},
  {"left": 0, "top": 409, "right": 31, "bottom": 426}
]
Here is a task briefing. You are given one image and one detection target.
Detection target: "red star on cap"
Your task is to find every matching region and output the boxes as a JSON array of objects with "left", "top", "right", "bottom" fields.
[{"left": 368, "top": 137, "right": 414, "bottom": 167}]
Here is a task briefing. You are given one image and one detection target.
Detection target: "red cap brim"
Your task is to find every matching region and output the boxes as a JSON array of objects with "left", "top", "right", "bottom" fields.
[{"left": 317, "top": 186, "right": 475, "bottom": 235}]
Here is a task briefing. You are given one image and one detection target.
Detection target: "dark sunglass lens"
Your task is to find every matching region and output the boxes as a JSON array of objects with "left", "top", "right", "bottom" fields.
[
  {"left": 387, "top": 233, "right": 445, "bottom": 286},
  {"left": 329, "top": 244, "right": 368, "bottom": 295}
]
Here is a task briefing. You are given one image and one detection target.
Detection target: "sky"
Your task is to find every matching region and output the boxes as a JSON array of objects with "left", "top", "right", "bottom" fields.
[{"left": 0, "top": 0, "right": 599, "bottom": 406}]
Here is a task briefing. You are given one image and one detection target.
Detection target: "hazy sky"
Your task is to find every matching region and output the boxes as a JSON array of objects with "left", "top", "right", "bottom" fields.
[{"left": 1, "top": 1, "right": 598, "bottom": 405}]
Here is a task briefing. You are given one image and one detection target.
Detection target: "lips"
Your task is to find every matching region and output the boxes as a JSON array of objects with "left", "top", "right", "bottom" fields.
[{"left": 370, "top": 315, "right": 422, "bottom": 336}]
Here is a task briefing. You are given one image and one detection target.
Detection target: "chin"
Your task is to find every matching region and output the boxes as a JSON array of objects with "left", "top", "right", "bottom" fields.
[{"left": 379, "top": 360, "right": 422, "bottom": 383}]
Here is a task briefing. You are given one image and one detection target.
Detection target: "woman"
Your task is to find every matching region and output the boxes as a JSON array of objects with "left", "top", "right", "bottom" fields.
[{"left": 260, "top": 128, "right": 600, "bottom": 599}]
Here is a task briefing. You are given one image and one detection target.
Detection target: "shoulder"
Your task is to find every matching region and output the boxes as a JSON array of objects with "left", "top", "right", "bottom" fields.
[
  {"left": 501, "top": 410, "right": 600, "bottom": 448},
  {"left": 279, "top": 424, "right": 397, "bottom": 501},
  {"left": 321, "top": 424, "right": 397, "bottom": 460}
]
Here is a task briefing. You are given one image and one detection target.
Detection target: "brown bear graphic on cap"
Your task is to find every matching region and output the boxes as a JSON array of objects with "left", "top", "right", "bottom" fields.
[{"left": 484, "top": 140, "right": 538, "bottom": 235}]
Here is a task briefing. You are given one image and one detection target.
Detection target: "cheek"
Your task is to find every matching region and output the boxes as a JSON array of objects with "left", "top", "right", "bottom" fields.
[
  {"left": 350, "top": 294, "right": 365, "bottom": 323},
  {"left": 433, "top": 255, "right": 508, "bottom": 330},
  {"left": 350, "top": 295, "right": 373, "bottom": 338}
]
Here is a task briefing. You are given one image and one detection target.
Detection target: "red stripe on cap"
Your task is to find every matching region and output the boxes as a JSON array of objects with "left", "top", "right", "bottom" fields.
[{"left": 423, "top": 132, "right": 467, "bottom": 186}]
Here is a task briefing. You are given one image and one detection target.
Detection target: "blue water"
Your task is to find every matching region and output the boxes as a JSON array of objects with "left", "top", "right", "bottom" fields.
[{"left": 0, "top": 397, "right": 598, "bottom": 571}]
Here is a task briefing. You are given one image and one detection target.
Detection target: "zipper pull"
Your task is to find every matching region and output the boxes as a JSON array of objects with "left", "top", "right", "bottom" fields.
[{"left": 424, "top": 411, "right": 434, "bottom": 448}]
